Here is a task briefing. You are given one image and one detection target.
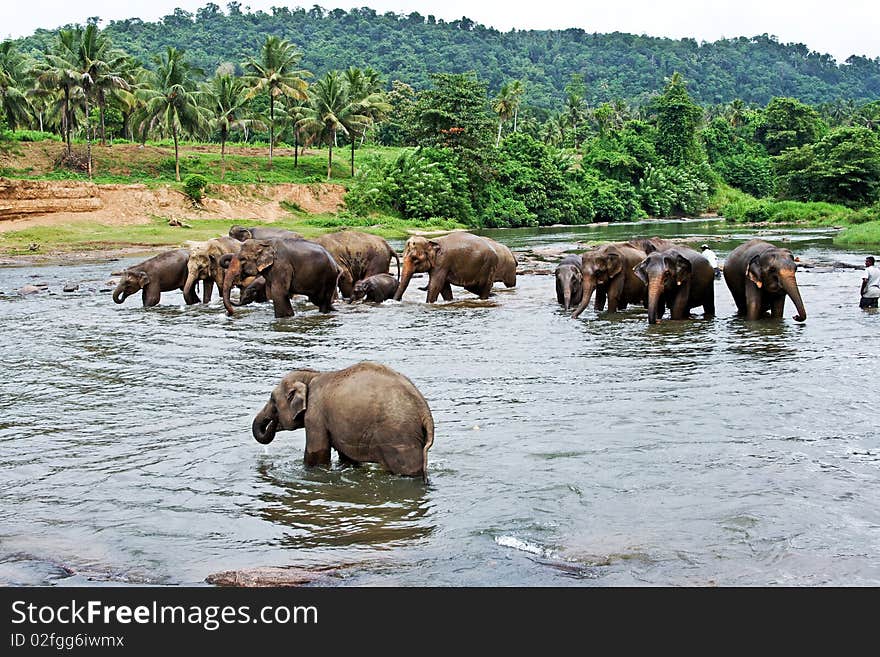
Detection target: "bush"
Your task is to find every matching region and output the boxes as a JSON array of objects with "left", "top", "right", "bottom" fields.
[
  {"left": 715, "top": 153, "right": 775, "bottom": 197},
  {"left": 183, "top": 174, "right": 208, "bottom": 203},
  {"left": 11, "top": 130, "right": 61, "bottom": 142},
  {"left": 583, "top": 174, "right": 644, "bottom": 222},
  {"left": 638, "top": 164, "right": 711, "bottom": 217}
]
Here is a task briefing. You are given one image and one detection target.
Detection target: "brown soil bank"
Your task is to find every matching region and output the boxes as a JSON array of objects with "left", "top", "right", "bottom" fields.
[{"left": 0, "top": 177, "right": 346, "bottom": 232}]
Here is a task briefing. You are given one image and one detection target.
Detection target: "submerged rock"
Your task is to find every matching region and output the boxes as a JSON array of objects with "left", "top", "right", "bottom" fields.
[
  {"left": 206, "top": 566, "right": 336, "bottom": 587},
  {"left": 19, "top": 285, "right": 44, "bottom": 295},
  {"left": 63, "top": 282, "right": 80, "bottom": 292}
]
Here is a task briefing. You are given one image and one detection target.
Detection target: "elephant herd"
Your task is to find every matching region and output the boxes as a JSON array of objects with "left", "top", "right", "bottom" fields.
[
  {"left": 109, "top": 227, "right": 806, "bottom": 482},
  {"left": 556, "top": 237, "right": 807, "bottom": 324}
]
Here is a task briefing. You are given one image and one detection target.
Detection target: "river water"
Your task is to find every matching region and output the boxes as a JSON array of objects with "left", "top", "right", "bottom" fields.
[{"left": 1, "top": 219, "right": 878, "bottom": 586}]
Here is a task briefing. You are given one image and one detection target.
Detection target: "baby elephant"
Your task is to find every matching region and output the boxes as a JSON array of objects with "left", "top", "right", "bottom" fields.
[
  {"left": 112, "top": 249, "right": 199, "bottom": 307},
  {"left": 253, "top": 362, "right": 435, "bottom": 482},
  {"left": 555, "top": 254, "right": 583, "bottom": 311},
  {"left": 351, "top": 273, "right": 398, "bottom": 303}
]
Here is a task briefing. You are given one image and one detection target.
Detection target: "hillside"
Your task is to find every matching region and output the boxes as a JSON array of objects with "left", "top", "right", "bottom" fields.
[{"left": 14, "top": 4, "right": 880, "bottom": 109}]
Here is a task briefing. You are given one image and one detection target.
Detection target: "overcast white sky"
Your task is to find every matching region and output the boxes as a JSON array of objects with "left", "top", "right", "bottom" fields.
[{"left": 2, "top": 0, "right": 879, "bottom": 63}]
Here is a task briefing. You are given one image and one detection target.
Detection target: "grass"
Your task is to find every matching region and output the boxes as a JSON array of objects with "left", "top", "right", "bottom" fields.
[{"left": 833, "top": 221, "right": 880, "bottom": 247}]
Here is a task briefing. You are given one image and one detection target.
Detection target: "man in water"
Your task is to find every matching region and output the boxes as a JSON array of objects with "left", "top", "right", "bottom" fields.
[
  {"left": 701, "top": 244, "right": 721, "bottom": 279},
  {"left": 860, "top": 256, "right": 880, "bottom": 309}
]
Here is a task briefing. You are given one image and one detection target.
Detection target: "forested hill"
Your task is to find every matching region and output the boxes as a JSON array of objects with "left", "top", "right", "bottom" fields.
[{"left": 15, "top": 3, "right": 880, "bottom": 108}]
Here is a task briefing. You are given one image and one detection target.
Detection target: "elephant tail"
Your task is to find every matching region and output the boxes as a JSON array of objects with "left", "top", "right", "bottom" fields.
[
  {"left": 391, "top": 247, "right": 401, "bottom": 282},
  {"left": 421, "top": 410, "right": 435, "bottom": 485}
]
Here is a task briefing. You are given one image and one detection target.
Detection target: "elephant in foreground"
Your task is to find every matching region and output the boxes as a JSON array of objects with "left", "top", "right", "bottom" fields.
[
  {"left": 723, "top": 239, "right": 807, "bottom": 322},
  {"left": 222, "top": 238, "right": 340, "bottom": 318},
  {"left": 555, "top": 254, "right": 583, "bottom": 310},
  {"left": 634, "top": 247, "right": 715, "bottom": 324},
  {"left": 313, "top": 231, "right": 400, "bottom": 299},
  {"left": 351, "top": 273, "right": 398, "bottom": 303},
  {"left": 229, "top": 225, "right": 303, "bottom": 242},
  {"left": 394, "top": 233, "right": 499, "bottom": 303},
  {"left": 252, "top": 362, "right": 435, "bottom": 482},
  {"left": 485, "top": 237, "right": 518, "bottom": 288},
  {"left": 112, "top": 249, "right": 199, "bottom": 307},
  {"left": 183, "top": 236, "right": 241, "bottom": 303},
  {"left": 570, "top": 242, "right": 648, "bottom": 318}
]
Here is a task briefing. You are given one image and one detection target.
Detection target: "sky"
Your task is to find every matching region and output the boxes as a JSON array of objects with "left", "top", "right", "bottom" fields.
[{"left": 2, "top": 0, "right": 879, "bottom": 63}]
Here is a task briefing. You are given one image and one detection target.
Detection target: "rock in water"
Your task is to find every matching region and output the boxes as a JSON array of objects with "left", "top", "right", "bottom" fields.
[
  {"left": 205, "top": 567, "right": 330, "bottom": 587},
  {"left": 19, "top": 285, "right": 43, "bottom": 295},
  {"left": 63, "top": 282, "right": 79, "bottom": 292}
]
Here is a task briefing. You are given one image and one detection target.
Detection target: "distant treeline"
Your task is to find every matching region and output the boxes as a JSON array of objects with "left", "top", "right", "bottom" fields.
[{"left": 13, "top": 3, "right": 880, "bottom": 109}]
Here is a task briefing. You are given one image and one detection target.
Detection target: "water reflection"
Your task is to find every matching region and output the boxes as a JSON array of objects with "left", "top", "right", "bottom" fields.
[{"left": 254, "top": 461, "right": 434, "bottom": 549}]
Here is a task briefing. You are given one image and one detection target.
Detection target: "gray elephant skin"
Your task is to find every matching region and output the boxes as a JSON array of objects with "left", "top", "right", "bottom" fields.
[
  {"left": 222, "top": 238, "right": 340, "bottom": 318},
  {"left": 351, "top": 273, "right": 398, "bottom": 303},
  {"left": 183, "top": 236, "right": 241, "bottom": 303},
  {"left": 252, "top": 362, "right": 435, "bottom": 482},
  {"left": 634, "top": 247, "right": 715, "bottom": 324},
  {"left": 228, "top": 225, "right": 303, "bottom": 242},
  {"left": 394, "top": 233, "right": 499, "bottom": 303},
  {"left": 313, "top": 231, "right": 400, "bottom": 299},
  {"left": 112, "top": 249, "right": 199, "bottom": 307},
  {"left": 723, "top": 239, "right": 807, "bottom": 322},
  {"left": 555, "top": 254, "right": 583, "bottom": 310},
  {"left": 571, "top": 242, "right": 648, "bottom": 318}
]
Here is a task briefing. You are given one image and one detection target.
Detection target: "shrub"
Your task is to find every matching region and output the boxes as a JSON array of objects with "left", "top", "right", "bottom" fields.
[
  {"left": 183, "top": 174, "right": 208, "bottom": 203},
  {"left": 715, "top": 153, "right": 775, "bottom": 197}
]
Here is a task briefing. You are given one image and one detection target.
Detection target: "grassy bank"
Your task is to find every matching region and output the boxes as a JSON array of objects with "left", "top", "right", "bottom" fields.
[
  {"left": 0, "top": 212, "right": 465, "bottom": 257},
  {"left": 832, "top": 221, "right": 880, "bottom": 247}
]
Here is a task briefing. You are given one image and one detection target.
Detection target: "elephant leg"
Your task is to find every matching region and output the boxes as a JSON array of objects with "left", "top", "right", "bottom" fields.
[
  {"left": 202, "top": 279, "right": 214, "bottom": 304},
  {"left": 270, "top": 280, "right": 294, "bottom": 318},
  {"left": 606, "top": 277, "right": 625, "bottom": 312},
  {"left": 303, "top": 421, "right": 331, "bottom": 467},
  {"left": 338, "top": 271, "right": 354, "bottom": 299},
  {"left": 440, "top": 282, "right": 453, "bottom": 301},
  {"left": 745, "top": 282, "right": 763, "bottom": 320},
  {"left": 337, "top": 450, "right": 359, "bottom": 467},
  {"left": 142, "top": 284, "right": 161, "bottom": 307},
  {"left": 310, "top": 293, "right": 335, "bottom": 313},
  {"left": 703, "top": 291, "right": 716, "bottom": 318},
  {"left": 426, "top": 270, "right": 449, "bottom": 303},
  {"left": 594, "top": 288, "right": 607, "bottom": 311},
  {"left": 671, "top": 286, "right": 691, "bottom": 320},
  {"left": 378, "top": 443, "right": 422, "bottom": 478},
  {"left": 770, "top": 295, "right": 786, "bottom": 318}
]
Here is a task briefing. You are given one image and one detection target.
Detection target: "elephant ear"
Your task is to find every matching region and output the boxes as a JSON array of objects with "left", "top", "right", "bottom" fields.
[
  {"left": 286, "top": 381, "right": 308, "bottom": 421},
  {"left": 137, "top": 271, "right": 150, "bottom": 287},
  {"left": 427, "top": 240, "right": 442, "bottom": 267},
  {"left": 674, "top": 254, "right": 692, "bottom": 286},
  {"left": 747, "top": 255, "right": 763, "bottom": 288},
  {"left": 633, "top": 259, "right": 649, "bottom": 285},
  {"left": 605, "top": 252, "right": 622, "bottom": 278},
  {"left": 255, "top": 240, "right": 277, "bottom": 272}
]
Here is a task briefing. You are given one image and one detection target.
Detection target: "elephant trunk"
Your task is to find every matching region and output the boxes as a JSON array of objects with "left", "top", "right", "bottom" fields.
[
  {"left": 252, "top": 407, "right": 278, "bottom": 445},
  {"left": 222, "top": 256, "right": 241, "bottom": 316},
  {"left": 112, "top": 284, "right": 126, "bottom": 304},
  {"left": 781, "top": 271, "right": 807, "bottom": 322},
  {"left": 563, "top": 284, "right": 572, "bottom": 311},
  {"left": 183, "top": 271, "right": 198, "bottom": 302},
  {"left": 570, "top": 279, "right": 595, "bottom": 319},
  {"left": 393, "top": 260, "right": 414, "bottom": 301},
  {"left": 647, "top": 278, "right": 664, "bottom": 325}
]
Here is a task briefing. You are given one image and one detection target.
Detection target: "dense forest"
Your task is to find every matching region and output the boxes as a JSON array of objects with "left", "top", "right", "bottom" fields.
[{"left": 12, "top": 3, "right": 880, "bottom": 109}]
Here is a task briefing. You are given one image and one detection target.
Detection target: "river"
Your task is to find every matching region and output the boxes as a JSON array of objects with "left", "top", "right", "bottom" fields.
[{"left": 1, "top": 219, "right": 878, "bottom": 586}]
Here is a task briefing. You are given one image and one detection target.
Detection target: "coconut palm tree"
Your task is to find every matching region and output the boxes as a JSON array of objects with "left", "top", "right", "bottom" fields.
[
  {"left": 343, "top": 66, "right": 389, "bottom": 175},
  {"left": 565, "top": 92, "right": 586, "bottom": 149},
  {"left": 242, "top": 36, "right": 310, "bottom": 167},
  {"left": 0, "top": 41, "right": 32, "bottom": 130},
  {"left": 297, "top": 70, "right": 372, "bottom": 179},
  {"left": 138, "top": 47, "right": 207, "bottom": 181},
  {"left": 37, "top": 29, "right": 81, "bottom": 157},
  {"left": 493, "top": 82, "right": 515, "bottom": 147},
  {"left": 203, "top": 73, "right": 260, "bottom": 179}
]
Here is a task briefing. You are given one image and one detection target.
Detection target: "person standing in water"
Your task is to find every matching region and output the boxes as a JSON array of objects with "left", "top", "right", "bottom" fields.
[
  {"left": 860, "top": 256, "right": 880, "bottom": 309},
  {"left": 701, "top": 244, "right": 721, "bottom": 279}
]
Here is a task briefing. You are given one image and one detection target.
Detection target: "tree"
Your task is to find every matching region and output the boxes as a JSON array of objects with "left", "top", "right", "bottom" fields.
[
  {"left": 297, "top": 70, "right": 371, "bottom": 179},
  {"left": 0, "top": 41, "right": 32, "bottom": 130},
  {"left": 655, "top": 72, "right": 704, "bottom": 166},
  {"left": 38, "top": 29, "right": 82, "bottom": 157},
  {"left": 138, "top": 47, "right": 207, "bottom": 181},
  {"left": 755, "top": 96, "right": 825, "bottom": 155},
  {"left": 203, "top": 73, "right": 258, "bottom": 179},
  {"left": 343, "top": 66, "right": 389, "bottom": 175},
  {"left": 243, "top": 36, "right": 310, "bottom": 167},
  {"left": 493, "top": 82, "right": 515, "bottom": 146}
]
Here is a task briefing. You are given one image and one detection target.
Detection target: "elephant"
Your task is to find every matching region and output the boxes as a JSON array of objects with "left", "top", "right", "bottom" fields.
[
  {"left": 252, "top": 361, "right": 435, "bottom": 482},
  {"left": 570, "top": 242, "right": 648, "bottom": 318},
  {"left": 228, "top": 225, "right": 303, "bottom": 242},
  {"left": 633, "top": 246, "right": 716, "bottom": 324},
  {"left": 112, "top": 249, "right": 200, "bottom": 307},
  {"left": 555, "top": 254, "right": 583, "bottom": 311},
  {"left": 222, "top": 238, "right": 340, "bottom": 318},
  {"left": 625, "top": 237, "right": 676, "bottom": 255},
  {"left": 312, "top": 231, "right": 400, "bottom": 299},
  {"left": 485, "top": 237, "right": 518, "bottom": 288},
  {"left": 351, "top": 273, "right": 398, "bottom": 303},
  {"left": 183, "top": 236, "right": 241, "bottom": 303},
  {"left": 394, "top": 233, "right": 499, "bottom": 303},
  {"left": 723, "top": 239, "right": 807, "bottom": 322}
]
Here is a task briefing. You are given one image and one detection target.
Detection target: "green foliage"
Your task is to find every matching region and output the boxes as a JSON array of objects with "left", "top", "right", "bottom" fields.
[
  {"left": 655, "top": 73, "right": 705, "bottom": 166},
  {"left": 183, "top": 173, "right": 208, "bottom": 202},
  {"left": 638, "top": 164, "right": 711, "bottom": 216},
  {"left": 579, "top": 171, "right": 643, "bottom": 222},
  {"left": 755, "top": 97, "right": 826, "bottom": 155},
  {"left": 720, "top": 196, "right": 859, "bottom": 224},
  {"left": 9, "top": 130, "right": 61, "bottom": 142},
  {"left": 774, "top": 126, "right": 880, "bottom": 206},
  {"left": 715, "top": 153, "right": 775, "bottom": 197},
  {"left": 834, "top": 220, "right": 880, "bottom": 246}
]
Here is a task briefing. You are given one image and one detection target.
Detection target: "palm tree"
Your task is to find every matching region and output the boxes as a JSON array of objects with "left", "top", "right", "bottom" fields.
[
  {"left": 0, "top": 41, "right": 32, "bottom": 130},
  {"left": 138, "top": 47, "right": 207, "bottom": 181},
  {"left": 203, "top": 73, "right": 259, "bottom": 180},
  {"left": 343, "top": 66, "right": 389, "bottom": 175},
  {"left": 38, "top": 29, "right": 81, "bottom": 157},
  {"left": 493, "top": 82, "right": 515, "bottom": 146},
  {"left": 243, "top": 36, "right": 310, "bottom": 167},
  {"left": 297, "top": 70, "right": 372, "bottom": 179},
  {"left": 508, "top": 79, "right": 525, "bottom": 133},
  {"left": 565, "top": 92, "right": 586, "bottom": 149}
]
